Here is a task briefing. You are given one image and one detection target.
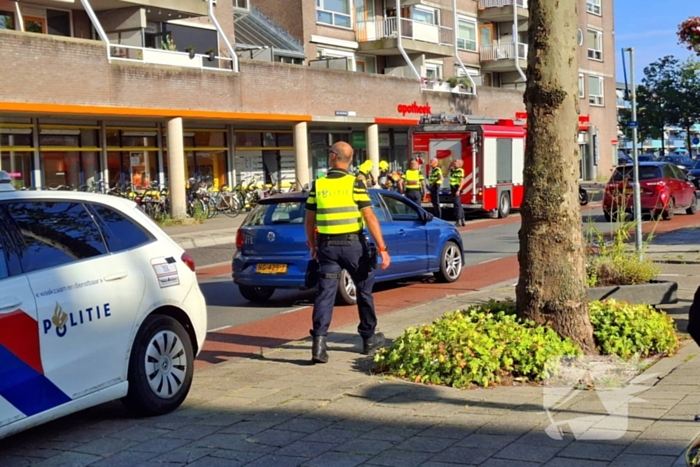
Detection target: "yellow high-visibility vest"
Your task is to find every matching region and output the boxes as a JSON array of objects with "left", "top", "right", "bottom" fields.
[
  {"left": 315, "top": 174, "right": 363, "bottom": 235},
  {"left": 428, "top": 167, "right": 443, "bottom": 184},
  {"left": 403, "top": 169, "right": 423, "bottom": 189},
  {"left": 449, "top": 168, "right": 465, "bottom": 187}
]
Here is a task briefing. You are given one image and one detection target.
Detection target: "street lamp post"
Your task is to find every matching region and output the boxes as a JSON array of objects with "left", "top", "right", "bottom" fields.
[{"left": 625, "top": 47, "right": 644, "bottom": 255}]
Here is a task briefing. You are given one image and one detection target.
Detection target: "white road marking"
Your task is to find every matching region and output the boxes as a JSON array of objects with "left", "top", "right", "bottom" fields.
[
  {"left": 659, "top": 274, "right": 680, "bottom": 277},
  {"left": 208, "top": 325, "right": 232, "bottom": 333},
  {"left": 281, "top": 306, "right": 308, "bottom": 315},
  {"left": 478, "top": 257, "right": 503, "bottom": 264}
]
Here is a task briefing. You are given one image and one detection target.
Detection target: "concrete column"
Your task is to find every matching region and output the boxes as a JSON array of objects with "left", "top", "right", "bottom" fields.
[
  {"left": 366, "top": 123, "right": 380, "bottom": 182},
  {"left": 31, "top": 118, "right": 41, "bottom": 189},
  {"left": 157, "top": 123, "right": 165, "bottom": 187},
  {"left": 294, "top": 122, "right": 309, "bottom": 189},
  {"left": 166, "top": 118, "right": 186, "bottom": 219},
  {"left": 100, "top": 121, "right": 108, "bottom": 192}
]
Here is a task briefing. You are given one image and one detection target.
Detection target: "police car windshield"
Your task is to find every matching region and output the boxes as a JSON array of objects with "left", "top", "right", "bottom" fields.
[{"left": 244, "top": 201, "right": 305, "bottom": 226}]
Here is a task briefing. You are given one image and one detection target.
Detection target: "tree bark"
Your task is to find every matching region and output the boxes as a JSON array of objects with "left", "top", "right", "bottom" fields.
[{"left": 516, "top": 0, "right": 596, "bottom": 353}]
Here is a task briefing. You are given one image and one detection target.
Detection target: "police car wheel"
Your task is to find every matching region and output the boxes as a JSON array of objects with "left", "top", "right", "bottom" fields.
[
  {"left": 434, "top": 241, "right": 463, "bottom": 283},
  {"left": 238, "top": 285, "right": 275, "bottom": 302},
  {"left": 335, "top": 270, "right": 357, "bottom": 306},
  {"left": 123, "top": 315, "right": 194, "bottom": 417}
]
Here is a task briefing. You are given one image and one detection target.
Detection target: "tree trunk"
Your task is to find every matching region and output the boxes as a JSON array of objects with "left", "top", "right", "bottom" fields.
[{"left": 516, "top": 0, "right": 596, "bottom": 353}]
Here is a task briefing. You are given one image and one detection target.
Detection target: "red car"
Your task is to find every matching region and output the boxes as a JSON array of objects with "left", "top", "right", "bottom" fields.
[{"left": 603, "top": 162, "right": 697, "bottom": 221}]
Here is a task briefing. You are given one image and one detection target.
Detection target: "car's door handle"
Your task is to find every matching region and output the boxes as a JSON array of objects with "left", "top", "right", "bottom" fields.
[
  {"left": 398, "top": 229, "right": 406, "bottom": 236},
  {"left": 0, "top": 298, "right": 22, "bottom": 313},
  {"left": 104, "top": 272, "right": 128, "bottom": 282}
]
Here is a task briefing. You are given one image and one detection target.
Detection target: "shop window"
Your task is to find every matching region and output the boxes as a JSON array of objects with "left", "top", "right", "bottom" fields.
[
  {"left": 194, "top": 131, "right": 225, "bottom": 147},
  {"left": 277, "top": 133, "right": 294, "bottom": 147},
  {"left": 40, "top": 134, "right": 79, "bottom": 147},
  {"left": 0, "top": 10, "right": 15, "bottom": 30},
  {"left": 310, "top": 133, "right": 329, "bottom": 147},
  {"left": 262, "top": 132, "right": 277, "bottom": 147},
  {"left": 235, "top": 132, "right": 262, "bottom": 148},
  {"left": 1, "top": 133, "right": 31, "bottom": 147},
  {"left": 121, "top": 135, "right": 157, "bottom": 147},
  {"left": 106, "top": 130, "right": 120, "bottom": 146}
]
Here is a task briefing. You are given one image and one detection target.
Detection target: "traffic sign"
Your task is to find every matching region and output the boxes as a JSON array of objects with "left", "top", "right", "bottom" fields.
[
  {"left": 693, "top": 137, "right": 700, "bottom": 145},
  {"left": 627, "top": 121, "right": 638, "bottom": 129}
]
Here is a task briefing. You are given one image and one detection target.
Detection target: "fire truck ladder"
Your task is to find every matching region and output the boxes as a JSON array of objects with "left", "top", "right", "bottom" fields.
[{"left": 419, "top": 114, "right": 526, "bottom": 126}]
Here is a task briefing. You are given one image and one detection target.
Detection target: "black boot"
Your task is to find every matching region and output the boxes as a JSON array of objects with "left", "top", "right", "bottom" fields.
[
  {"left": 362, "top": 332, "right": 386, "bottom": 356},
  {"left": 311, "top": 335, "right": 328, "bottom": 364}
]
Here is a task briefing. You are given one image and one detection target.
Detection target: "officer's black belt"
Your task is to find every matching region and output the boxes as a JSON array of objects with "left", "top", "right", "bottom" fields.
[{"left": 318, "top": 233, "right": 362, "bottom": 246}]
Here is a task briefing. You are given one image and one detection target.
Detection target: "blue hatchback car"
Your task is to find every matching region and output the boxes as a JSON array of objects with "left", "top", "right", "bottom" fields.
[{"left": 232, "top": 189, "right": 465, "bottom": 305}]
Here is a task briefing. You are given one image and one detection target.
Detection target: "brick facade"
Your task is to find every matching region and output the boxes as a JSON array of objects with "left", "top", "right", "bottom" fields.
[{"left": 0, "top": 30, "right": 523, "bottom": 121}]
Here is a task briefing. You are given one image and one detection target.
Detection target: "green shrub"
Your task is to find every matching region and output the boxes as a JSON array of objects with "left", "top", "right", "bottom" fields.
[
  {"left": 585, "top": 217, "right": 660, "bottom": 287},
  {"left": 373, "top": 300, "right": 581, "bottom": 388},
  {"left": 589, "top": 300, "right": 679, "bottom": 359}
]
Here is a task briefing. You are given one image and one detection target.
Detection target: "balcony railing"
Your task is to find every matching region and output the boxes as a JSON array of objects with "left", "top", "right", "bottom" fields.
[
  {"left": 480, "top": 42, "right": 528, "bottom": 61},
  {"left": 478, "top": 0, "right": 528, "bottom": 8},
  {"left": 109, "top": 44, "right": 235, "bottom": 71},
  {"left": 356, "top": 17, "right": 453, "bottom": 47},
  {"left": 421, "top": 79, "right": 475, "bottom": 96}
]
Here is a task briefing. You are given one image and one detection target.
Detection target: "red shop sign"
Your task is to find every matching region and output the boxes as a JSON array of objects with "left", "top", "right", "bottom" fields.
[{"left": 397, "top": 101, "right": 432, "bottom": 116}]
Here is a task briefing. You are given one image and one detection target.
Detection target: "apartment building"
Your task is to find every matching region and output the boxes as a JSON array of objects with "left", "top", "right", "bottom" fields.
[{"left": 0, "top": 0, "right": 617, "bottom": 199}]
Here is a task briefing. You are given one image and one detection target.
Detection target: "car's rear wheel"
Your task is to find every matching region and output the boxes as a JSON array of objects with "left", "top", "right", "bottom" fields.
[
  {"left": 663, "top": 198, "right": 676, "bottom": 221},
  {"left": 603, "top": 210, "right": 613, "bottom": 222},
  {"left": 434, "top": 241, "right": 463, "bottom": 283},
  {"left": 238, "top": 285, "right": 275, "bottom": 302},
  {"left": 335, "top": 269, "right": 357, "bottom": 306},
  {"left": 687, "top": 194, "right": 697, "bottom": 215},
  {"left": 123, "top": 315, "right": 194, "bottom": 417}
]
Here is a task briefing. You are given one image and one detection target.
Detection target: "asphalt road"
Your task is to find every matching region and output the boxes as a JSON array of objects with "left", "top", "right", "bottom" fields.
[{"left": 192, "top": 206, "right": 617, "bottom": 333}]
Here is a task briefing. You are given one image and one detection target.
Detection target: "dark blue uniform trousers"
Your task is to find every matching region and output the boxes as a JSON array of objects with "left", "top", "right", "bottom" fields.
[
  {"left": 311, "top": 241, "right": 377, "bottom": 339},
  {"left": 430, "top": 185, "right": 441, "bottom": 219}
]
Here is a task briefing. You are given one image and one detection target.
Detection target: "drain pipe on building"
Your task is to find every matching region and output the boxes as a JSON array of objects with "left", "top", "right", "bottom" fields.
[
  {"left": 79, "top": 0, "right": 111, "bottom": 61},
  {"left": 396, "top": 0, "right": 420, "bottom": 81},
  {"left": 209, "top": 0, "right": 239, "bottom": 72},
  {"left": 14, "top": 2, "right": 24, "bottom": 32},
  {"left": 453, "top": 0, "right": 476, "bottom": 96},
  {"left": 513, "top": 4, "right": 526, "bottom": 83}
]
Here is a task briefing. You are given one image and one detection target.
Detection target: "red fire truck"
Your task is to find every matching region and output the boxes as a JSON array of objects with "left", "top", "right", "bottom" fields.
[{"left": 409, "top": 114, "right": 526, "bottom": 218}]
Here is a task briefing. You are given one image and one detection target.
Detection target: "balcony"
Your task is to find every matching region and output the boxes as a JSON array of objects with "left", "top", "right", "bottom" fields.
[
  {"left": 480, "top": 42, "right": 528, "bottom": 73},
  {"left": 478, "top": 0, "right": 528, "bottom": 22},
  {"left": 110, "top": 45, "right": 235, "bottom": 71},
  {"left": 421, "top": 78, "right": 475, "bottom": 96},
  {"left": 356, "top": 17, "right": 454, "bottom": 59}
]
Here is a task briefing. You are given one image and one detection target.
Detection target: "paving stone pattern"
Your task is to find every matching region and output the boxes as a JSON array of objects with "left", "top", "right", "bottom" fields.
[{"left": 3, "top": 228, "right": 700, "bottom": 466}]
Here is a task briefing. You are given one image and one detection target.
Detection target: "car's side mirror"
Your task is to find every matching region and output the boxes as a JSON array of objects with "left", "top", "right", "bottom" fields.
[{"left": 423, "top": 212, "right": 434, "bottom": 223}]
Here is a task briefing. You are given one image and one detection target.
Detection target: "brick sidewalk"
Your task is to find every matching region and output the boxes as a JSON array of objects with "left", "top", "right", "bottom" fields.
[{"left": 3, "top": 230, "right": 700, "bottom": 467}]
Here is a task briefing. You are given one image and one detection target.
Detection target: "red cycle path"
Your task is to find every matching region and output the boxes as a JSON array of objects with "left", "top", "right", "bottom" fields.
[{"left": 194, "top": 204, "right": 695, "bottom": 370}]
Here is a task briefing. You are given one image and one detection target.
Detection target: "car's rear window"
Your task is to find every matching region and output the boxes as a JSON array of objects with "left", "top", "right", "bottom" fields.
[
  {"left": 244, "top": 201, "right": 306, "bottom": 226},
  {"left": 612, "top": 166, "right": 662, "bottom": 181}
]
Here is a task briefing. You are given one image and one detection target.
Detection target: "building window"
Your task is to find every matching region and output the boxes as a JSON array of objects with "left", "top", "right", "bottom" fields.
[
  {"left": 457, "top": 17, "right": 477, "bottom": 52},
  {"left": 424, "top": 63, "right": 443, "bottom": 80},
  {"left": 234, "top": 0, "right": 249, "bottom": 9},
  {"left": 587, "top": 29, "right": 603, "bottom": 61},
  {"left": 0, "top": 10, "right": 15, "bottom": 30},
  {"left": 589, "top": 75, "right": 604, "bottom": 106},
  {"left": 411, "top": 6, "right": 437, "bottom": 25},
  {"left": 316, "top": 0, "right": 351, "bottom": 28},
  {"left": 586, "top": 0, "right": 602, "bottom": 15},
  {"left": 579, "top": 74, "right": 585, "bottom": 98}
]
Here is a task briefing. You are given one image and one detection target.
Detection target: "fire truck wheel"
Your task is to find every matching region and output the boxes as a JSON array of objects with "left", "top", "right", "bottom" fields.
[{"left": 497, "top": 192, "right": 511, "bottom": 219}]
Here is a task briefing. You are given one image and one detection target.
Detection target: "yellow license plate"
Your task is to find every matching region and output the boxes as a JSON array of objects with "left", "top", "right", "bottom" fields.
[{"left": 256, "top": 263, "right": 288, "bottom": 274}]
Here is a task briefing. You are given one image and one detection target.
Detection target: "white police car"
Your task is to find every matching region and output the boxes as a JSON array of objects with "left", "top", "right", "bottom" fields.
[{"left": 0, "top": 171, "right": 207, "bottom": 439}]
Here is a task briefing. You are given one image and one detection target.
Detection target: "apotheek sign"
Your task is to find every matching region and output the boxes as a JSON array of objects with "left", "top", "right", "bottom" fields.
[{"left": 397, "top": 102, "right": 431, "bottom": 116}]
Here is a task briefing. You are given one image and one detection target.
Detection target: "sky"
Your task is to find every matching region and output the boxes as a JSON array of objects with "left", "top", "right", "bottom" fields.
[{"left": 614, "top": 0, "right": 696, "bottom": 84}]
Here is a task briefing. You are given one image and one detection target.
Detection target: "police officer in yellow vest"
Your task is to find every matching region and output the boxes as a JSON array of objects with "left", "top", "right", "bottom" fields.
[
  {"left": 427, "top": 158, "right": 443, "bottom": 219},
  {"left": 402, "top": 159, "right": 425, "bottom": 204},
  {"left": 449, "top": 159, "right": 466, "bottom": 226},
  {"left": 305, "top": 142, "right": 391, "bottom": 364}
]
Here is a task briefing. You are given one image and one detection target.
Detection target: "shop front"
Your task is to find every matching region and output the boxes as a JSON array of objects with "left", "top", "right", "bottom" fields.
[
  {"left": 0, "top": 126, "right": 33, "bottom": 189},
  {"left": 106, "top": 125, "right": 159, "bottom": 189},
  {"left": 234, "top": 130, "right": 295, "bottom": 189}
]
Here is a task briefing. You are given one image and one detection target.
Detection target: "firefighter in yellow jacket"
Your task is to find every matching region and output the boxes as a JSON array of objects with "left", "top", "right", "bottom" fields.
[
  {"left": 305, "top": 142, "right": 391, "bottom": 364},
  {"left": 356, "top": 160, "right": 376, "bottom": 188}
]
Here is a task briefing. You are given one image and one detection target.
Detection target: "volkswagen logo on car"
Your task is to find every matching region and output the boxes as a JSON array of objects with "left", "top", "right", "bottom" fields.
[{"left": 267, "top": 231, "right": 275, "bottom": 242}]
